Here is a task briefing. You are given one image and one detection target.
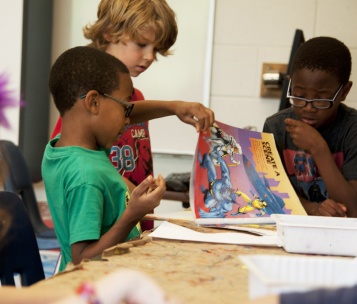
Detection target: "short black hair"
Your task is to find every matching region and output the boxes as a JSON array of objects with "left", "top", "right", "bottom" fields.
[
  {"left": 49, "top": 46, "right": 130, "bottom": 116},
  {"left": 291, "top": 36, "right": 352, "bottom": 85}
]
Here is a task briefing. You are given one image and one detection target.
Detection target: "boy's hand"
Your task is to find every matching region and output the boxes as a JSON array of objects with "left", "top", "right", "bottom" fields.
[
  {"left": 309, "top": 199, "right": 347, "bottom": 217},
  {"left": 128, "top": 175, "right": 166, "bottom": 216},
  {"left": 284, "top": 118, "right": 325, "bottom": 153},
  {"left": 175, "top": 101, "right": 215, "bottom": 132}
]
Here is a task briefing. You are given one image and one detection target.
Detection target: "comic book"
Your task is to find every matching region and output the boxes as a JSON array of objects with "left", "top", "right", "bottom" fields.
[{"left": 190, "top": 121, "right": 306, "bottom": 225}]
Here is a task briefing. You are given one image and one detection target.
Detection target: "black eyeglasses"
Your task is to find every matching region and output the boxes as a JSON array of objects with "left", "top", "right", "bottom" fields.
[
  {"left": 287, "top": 79, "right": 344, "bottom": 109},
  {"left": 80, "top": 92, "right": 134, "bottom": 117}
]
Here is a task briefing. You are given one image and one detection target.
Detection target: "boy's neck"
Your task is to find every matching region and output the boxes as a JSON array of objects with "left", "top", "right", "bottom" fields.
[{"left": 57, "top": 115, "right": 97, "bottom": 150}]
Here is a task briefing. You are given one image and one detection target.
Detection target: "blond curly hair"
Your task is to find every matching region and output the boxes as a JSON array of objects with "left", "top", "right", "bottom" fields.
[{"left": 83, "top": 0, "right": 178, "bottom": 57}]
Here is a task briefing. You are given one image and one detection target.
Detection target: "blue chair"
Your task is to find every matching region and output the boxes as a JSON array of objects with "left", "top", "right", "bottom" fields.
[{"left": 0, "top": 191, "right": 45, "bottom": 286}]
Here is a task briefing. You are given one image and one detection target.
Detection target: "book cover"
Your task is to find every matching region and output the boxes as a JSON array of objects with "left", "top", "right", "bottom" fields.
[{"left": 190, "top": 121, "right": 306, "bottom": 224}]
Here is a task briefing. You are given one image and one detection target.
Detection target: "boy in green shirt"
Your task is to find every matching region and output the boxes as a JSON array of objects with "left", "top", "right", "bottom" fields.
[{"left": 43, "top": 46, "right": 167, "bottom": 271}]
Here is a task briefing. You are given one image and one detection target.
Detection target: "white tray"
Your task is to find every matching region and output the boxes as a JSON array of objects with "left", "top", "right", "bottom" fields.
[
  {"left": 271, "top": 214, "right": 357, "bottom": 256},
  {"left": 239, "top": 254, "right": 357, "bottom": 299}
]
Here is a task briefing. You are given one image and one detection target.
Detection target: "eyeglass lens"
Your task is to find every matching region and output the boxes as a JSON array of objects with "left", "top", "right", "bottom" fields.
[{"left": 290, "top": 98, "right": 332, "bottom": 109}]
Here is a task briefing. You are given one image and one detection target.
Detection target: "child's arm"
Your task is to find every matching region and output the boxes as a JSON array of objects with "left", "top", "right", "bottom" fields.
[
  {"left": 0, "top": 287, "right": 67, "bottom": 304},
  {"left": 285, "top": 118, "right": 357, "bottom": 217},
  {"left": 129, "top": 100, "right": 215, "bottom": 132},
  {"left": 71, "top": 175, "right": 165, "bottom": 265},
  {"left": 299, "top": 196, "right": 347, "bottom": 217}
]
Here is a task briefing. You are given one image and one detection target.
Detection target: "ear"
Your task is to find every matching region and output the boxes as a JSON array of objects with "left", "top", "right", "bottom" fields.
[
  {"left": 82, "top": 90, "right": 101, "bottom": 114},
  {"left": 340, "top": 81, "right": 353, "bottom": 101}
]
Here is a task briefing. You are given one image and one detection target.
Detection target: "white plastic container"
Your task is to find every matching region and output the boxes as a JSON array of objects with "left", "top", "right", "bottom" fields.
[
  {"left": 239, "top": 254, "right": 357, "bottom": 299},
  {"left": 271, "top": 214, "right": 357, "bottom": 256}
]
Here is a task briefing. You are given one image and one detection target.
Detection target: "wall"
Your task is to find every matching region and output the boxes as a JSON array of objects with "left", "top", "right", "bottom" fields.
[
  {"left": 211, "top": 0, "right": 357, "bottom": 132},
  {"left": 0, "top": 0, "right": 23, "bottom": 143}
]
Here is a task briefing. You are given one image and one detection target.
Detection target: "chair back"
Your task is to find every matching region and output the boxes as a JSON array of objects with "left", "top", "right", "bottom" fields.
[
  {"left": 0, "top": 140, "right": 56, "bottom": 238},
  {"left": 0, "top": 191, "right": 45, "bottom": 286}
]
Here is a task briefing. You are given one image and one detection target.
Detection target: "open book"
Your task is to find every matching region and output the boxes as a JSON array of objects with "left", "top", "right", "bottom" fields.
[{"left": 190, "top": 121, "right": 306, "bottom": 224}]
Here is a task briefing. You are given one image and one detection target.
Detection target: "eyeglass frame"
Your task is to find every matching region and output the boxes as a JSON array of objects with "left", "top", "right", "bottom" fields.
[
  {"left": 286, "top": 79, "right": 344, "bottom": 109},
  {"left": 80, "top": 92, "right": 134, "bottom": 117}
]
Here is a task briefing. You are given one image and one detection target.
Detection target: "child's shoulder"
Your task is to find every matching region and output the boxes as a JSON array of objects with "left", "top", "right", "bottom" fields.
[
  {"left": 341, "top": 103, "right": 357, "bottom": 114},
  {"left": 339, "top": 103, "right": 357, "bottom": 122},
  {"left": 61, "top": 148, "right": 116, "bottom": 188},
  {"left": 46, "top": 144, "right": 109, "bottom": 171}
]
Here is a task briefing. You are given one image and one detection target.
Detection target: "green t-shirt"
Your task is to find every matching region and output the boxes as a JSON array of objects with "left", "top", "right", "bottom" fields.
[{"left": 42, "top": 137, "right": 140, "bottom": 271}]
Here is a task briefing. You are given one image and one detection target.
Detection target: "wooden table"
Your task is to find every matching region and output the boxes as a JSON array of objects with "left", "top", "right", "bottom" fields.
[{"left": 30, "top": 220, "right": 294, "bottom": 303}]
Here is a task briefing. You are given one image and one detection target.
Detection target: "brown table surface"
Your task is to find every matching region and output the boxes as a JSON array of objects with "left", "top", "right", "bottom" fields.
[{"left": 31, "top": 220, "right": 296, "bottom": 304}]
